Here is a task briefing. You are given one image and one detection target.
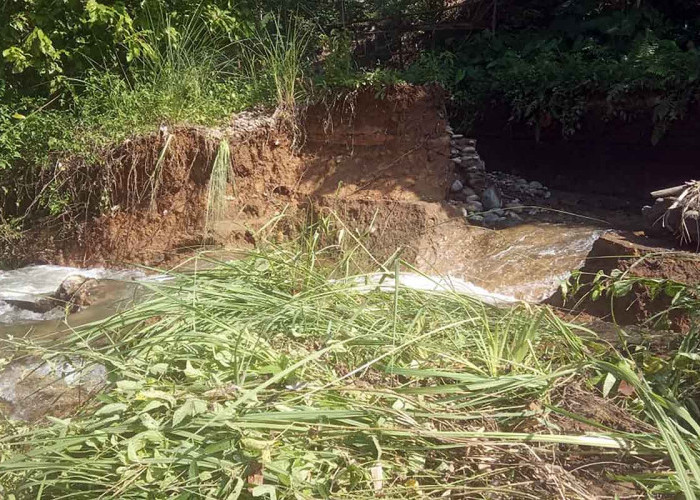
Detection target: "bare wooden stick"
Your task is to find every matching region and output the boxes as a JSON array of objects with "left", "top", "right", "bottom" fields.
[{"left": 651, "top": 185, "right": 686, "bottom": 198}]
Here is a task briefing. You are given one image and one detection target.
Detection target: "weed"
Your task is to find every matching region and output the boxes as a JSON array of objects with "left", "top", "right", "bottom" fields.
[
  {"left": 0, "top": 11, "right": 258, "bottom": 224},
  {"left": 245, "top": 16, "right": 314, "bottom": 118},
  {"left": 0, "top": 215, "right": 698, "bottom": 498}
]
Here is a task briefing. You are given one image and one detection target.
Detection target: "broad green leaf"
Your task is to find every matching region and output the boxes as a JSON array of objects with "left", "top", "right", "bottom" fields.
[
  {"left": 184, "top": 360, "right": 204, "bottom": 379},
  {"left": 173, "top": 398, "right": 207, "bottom": 426},
  {"left": 149, "top": 363, "right": 169, "bottom": 375},
  {"left": 252, "top": 485, "right": 277, "bottom": 500},
  {"left": 241, "top": 438, "right": 271, "bottom": 451},
  {"left": 127, "top": 430, "right": 165, "bottom": 462},
  {"left": 139, "top": 413, "right": 160, "bottom": 430},
  {"left": 140, "top": 389, "right": 177, "bottom": 406},
  {"left": 602, "top": 372, "right": 616, "bottom": 398},
  {"left": 117, "top": 380, "right": 143, "bottom": 392}
]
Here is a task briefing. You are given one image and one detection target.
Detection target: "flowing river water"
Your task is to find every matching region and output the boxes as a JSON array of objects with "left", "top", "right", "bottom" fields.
[
  {"left": 0, "top": 223, "right": 603, "bottom": 328},
  {"left": 0, "top": 222, "right": 604, "bottom": 419}
]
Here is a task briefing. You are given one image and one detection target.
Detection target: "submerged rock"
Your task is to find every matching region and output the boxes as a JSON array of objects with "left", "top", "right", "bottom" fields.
[
  {"left": 56, "top": 275, "right": 100, "bottom": 310},
  {"left": 4, "top": 275, "right": 99, "bottom": 315},
  {"left": 0, "top": 357, "right": 106, "bottom": 421},
  {"left": 3, "top": 297, "right": 56, "bottom": 314}
]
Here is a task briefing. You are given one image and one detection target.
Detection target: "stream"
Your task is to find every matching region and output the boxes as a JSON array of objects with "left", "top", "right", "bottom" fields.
[
  {"left": 0, "top": 223, "right": 603, "bottom": 329},
  {"left": 0, "top": 222, "right": 603, "bottom": 420},
  {"left": 442, "top": 223, "right": 603, "bottom": 302},
  {"left": 0, "top": 265, "right": 144, "bottom": 325}
]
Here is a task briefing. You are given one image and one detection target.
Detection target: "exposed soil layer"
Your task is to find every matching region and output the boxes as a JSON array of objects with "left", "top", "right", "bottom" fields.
[
  {"left": 5, "top": 85, "right": 452, "bottom": 268},
  {"left": 549, "top": 231, "right": 700, "bottom": 331},
  {"left": 300, "top": 86, "right": 450, "bottom": 201},
  {"left": 5, "top": 84, "right": 700, "bottom": 335},
  {"left": 4, "top": 86, "right": 700, "bottom": 498}
]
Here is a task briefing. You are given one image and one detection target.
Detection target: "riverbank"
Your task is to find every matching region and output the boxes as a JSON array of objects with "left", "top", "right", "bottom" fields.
[
  {"left": 4, "top": 85, "right": 699, "bottom": 331},
  {"left": 1, "top": 227, "right": 699, "bottom": 498},
  {"left": 1, "top": 84, "right": 700, "bottom": 498}
]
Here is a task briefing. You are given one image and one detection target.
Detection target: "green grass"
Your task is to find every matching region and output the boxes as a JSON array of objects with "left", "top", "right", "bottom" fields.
[
  {"left": 0, "top": 218, "right": 698, "bottom": 499},
  {"left": 0, "top": 70, "right": 251, "bottom": 225},
  {"left": 0, "top": 12, "right": 268, "bottom": 224},
  {"left": 245, "top": 17, "right": 314, "bottom": 115}
]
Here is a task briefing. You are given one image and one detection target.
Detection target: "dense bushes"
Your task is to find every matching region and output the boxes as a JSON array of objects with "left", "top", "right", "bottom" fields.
[
  {"left": 2, "top": 1, "right": 700, "bottom": 227},
  {"left": 1, "top": 0, "right": 257, "bottom": 96},
  {"left": 406, "top": 31, "right": 700, "bottom": 140},
  {"left": 0, "top": 2, "right": 314, "bottom": 222},
  {"left": 403, "top": 4, "right": 700, "bottom": 139}
]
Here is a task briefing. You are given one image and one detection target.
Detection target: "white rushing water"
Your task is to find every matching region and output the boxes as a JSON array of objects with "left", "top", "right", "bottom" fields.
[
  {"left": 337, "top": 273, "right": 519, "bottom": 305},
  {"left": 417, "top": 223, "right": 604, "bottom": 303},
  {"left": 486, "top": 228, "right": 604, "bottom": 302},
  {"left": 0, "top": 265, "right": 144, "bottom": 324}
]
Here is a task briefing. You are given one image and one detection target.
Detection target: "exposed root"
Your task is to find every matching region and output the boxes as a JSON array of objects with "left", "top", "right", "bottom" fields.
[{"left": 669, "top": 180, "right": 700, "bottom": 245}]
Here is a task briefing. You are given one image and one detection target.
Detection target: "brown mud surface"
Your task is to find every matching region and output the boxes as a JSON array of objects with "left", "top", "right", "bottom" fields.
[{"left": 549, "top": 232, "right": 700, "bottom": 332}]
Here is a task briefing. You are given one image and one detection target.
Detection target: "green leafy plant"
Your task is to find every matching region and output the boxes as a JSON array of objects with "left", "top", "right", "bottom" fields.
[
  {"left": 0, "top": 10, "right": 260, "bottom": 226},
  {"left": 0, "top": 214, "right": 699, "bottom": 498},
  {"left": 319, "top": 29, "right": 357, "bottom": 87}
]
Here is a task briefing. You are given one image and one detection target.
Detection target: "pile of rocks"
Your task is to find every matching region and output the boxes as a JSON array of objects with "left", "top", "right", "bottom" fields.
[{"left": 445, "top": 126, "right": 551, "bottom": 226}]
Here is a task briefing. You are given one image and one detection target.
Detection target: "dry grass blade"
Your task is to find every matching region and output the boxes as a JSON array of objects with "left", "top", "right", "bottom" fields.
[
  {"left": 205, "top": 138, "right": 232, "bottom": 232},
  {"left": 666, "top": 180, "right": 700, "bottom": 244},
  {"left": 148, "top": 133, "right": 173, "bottom": 213}
]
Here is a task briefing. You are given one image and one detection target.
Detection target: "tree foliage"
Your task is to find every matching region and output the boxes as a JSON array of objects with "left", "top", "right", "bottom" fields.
[
  {"left": 403, "top": 1, "right": 700, "bottom": 139},
  {"left": 2, "top": 1, "right": 700, "bottom": 225},
  {"left": 1, "top": 0, "right": 257, "bottom": 96}
]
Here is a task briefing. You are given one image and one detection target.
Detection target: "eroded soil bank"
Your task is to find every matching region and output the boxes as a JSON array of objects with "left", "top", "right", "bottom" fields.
[
  {"left": 3, "top": 84, "right": 700, "bottom": 328},
  {"left": 3, "top": 86, "right": 700, "bottom": 499}
]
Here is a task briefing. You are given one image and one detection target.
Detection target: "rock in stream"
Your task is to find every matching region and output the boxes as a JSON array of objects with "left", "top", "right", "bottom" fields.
[{"left": 0, "top": 357, "right": 106, "bottom": 421}]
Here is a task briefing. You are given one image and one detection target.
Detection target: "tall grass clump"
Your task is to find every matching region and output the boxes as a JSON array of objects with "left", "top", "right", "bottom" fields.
[
  {"left": 0, "top": 215, "right": 699, "bottom": 498},
  {"left": 0, "top": 11, "right": 256, "bottom": 225},
  {"left": 245, "top": 16, "right": 314, "bottom": 117},
  {"left": 75, "top": 12, "right": 252, "bottom": 146}
]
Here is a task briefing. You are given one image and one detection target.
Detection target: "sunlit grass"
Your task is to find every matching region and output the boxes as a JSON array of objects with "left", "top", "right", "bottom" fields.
[
  {"left": 0, "top": 214, "right": 698, "bottom": 498},
  {"left": 205, "top": 138, "right": 233, "bottom": 231}
]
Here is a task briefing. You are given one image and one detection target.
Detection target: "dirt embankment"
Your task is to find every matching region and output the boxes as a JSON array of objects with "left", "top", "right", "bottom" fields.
[
  {"left": 6, "top": 83, "right": 700, "bottom": 334},
  {"left": 301, "top": 86, "right": 451, "bottom": 201},
  {"left": 6, "top": 85, "right": 454, "bottom": 268},
  {"left": 549, "top": 232, "right": 700, "bottom": 332}
]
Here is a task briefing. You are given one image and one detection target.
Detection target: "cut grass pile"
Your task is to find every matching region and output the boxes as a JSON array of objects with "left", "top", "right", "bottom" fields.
[{"left": 0, "top": 227, "right": 699, "bottom": 498}]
